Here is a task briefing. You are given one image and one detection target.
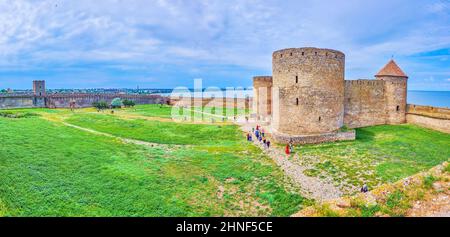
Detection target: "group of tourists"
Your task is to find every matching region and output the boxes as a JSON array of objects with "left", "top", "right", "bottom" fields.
[{"left": 246, "top": 125, "right": 271, "bottom": 149}]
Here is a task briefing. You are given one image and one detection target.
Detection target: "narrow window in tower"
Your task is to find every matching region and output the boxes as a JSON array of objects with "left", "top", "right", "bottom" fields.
[
  {"left": 302, "top": 52, "right": 304, "bottom": 56},
  {"left": 290, "top": 52, "right": 293, "bottom": 56},
  {"left": 319, "top": 117, "right": 321, "bottom": 122},
  {"left": 315, "top": 52, "right": 317, "bottom": 55},
  {"left": 396, "top": 105, "right": 400, "bottom": 112},
  {"left": 295, "top": 76, "right": 298, "bottom": 83},
  {"left": 280, "top": 54, "right": 283, "bottom": 58},
  {"left": 296, "top": 98, "right": 299, "bottom": 106}
]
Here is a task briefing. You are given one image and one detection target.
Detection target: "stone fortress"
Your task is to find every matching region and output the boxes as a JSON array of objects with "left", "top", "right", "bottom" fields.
[
  {"left": 0, "top": 80, "right": 168, "bottom": 109},
  {"left": 253, "top": 47, "right": 410, "bottom": 144}
]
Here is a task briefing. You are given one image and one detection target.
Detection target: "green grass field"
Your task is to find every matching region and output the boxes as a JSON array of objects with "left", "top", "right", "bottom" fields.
[
  {"left": 0, "top": 105, "right": 449, "bottom": 216},
  {"left": 292, "top": 125, "right": 450, "bottom": 193},
  {"left": 0, "top": 106, "right": 306, "bottom": 217}
]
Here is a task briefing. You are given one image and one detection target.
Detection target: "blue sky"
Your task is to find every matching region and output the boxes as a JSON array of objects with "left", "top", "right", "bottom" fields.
[{"left": 0, "top": 0, "right": 449, "bottom": 90}]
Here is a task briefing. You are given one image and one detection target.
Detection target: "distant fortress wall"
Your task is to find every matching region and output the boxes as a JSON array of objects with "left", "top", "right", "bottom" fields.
[
  {"left": 0, "top": 81, "right": 169, "bottom": 109},
  {"left": 0, "top": 95, "right": 35, "bottom": 109},
  {"left": 46, "top": 94, "right": 167, "bottom": 108},
  {"left": 169, "top": 97, "right": 252, "bottom": 109},
  {"left": 406, "top": 104, "right": 450, "bottom": 134}
]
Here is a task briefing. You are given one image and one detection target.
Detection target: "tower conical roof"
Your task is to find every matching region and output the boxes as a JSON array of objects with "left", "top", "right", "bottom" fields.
[{"left": 375, "top": 59, "right": 408, "bottom": 78}]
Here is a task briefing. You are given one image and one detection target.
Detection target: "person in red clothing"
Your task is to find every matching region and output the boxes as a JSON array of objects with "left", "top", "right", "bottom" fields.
[{"left": 285, "top": 144, "right": 290, "bottom": 155}]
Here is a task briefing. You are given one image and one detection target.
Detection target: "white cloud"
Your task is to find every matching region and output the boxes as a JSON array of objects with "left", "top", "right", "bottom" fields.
[{"left": 0, "top": 0, "right": 449, "bottom": 89}]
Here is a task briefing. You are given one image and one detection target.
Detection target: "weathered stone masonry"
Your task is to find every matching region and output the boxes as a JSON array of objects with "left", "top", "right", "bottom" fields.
[
  {"left": 253, "top": 76, "right": 272, "bottom": 122},
  {"left": 253, "top": 47, "right": 410, "bottom": 144},
  {"left": 406, "top": 104, "right": 450, "bottom": 134}
]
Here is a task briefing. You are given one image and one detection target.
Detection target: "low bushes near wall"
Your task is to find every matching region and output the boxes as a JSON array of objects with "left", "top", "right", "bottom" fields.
[
  {"left": 122, "top": 99, "right": 136, "bottom": 108},
  {"left": 92, "top": 101, "right": 109, "bottom": 112},
  {"left": 293, "top": 162, "right": 449, "bottom": 217},
  {"left": 338, "top": 125, "right": 352, "bottom": 132},
  {"left": 0, "top": 111, "right": 40, "bottom": 118}
]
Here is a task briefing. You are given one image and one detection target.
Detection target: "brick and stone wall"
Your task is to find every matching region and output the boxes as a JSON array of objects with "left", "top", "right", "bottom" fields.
[
  {"left": 343, "top": 80, "right": 387, "bottom": 128},
  {"left": 46, "top": 94, "right": 167, "bottom": 108},
  {"left": 406, "top": 104, "right": 450, "bottom": 134},
  {"left": 253, "top": 76, "right": 273, "bottom": 122},
  {"left": 271, "top": 130, "right": 356, "bottom": 144},
  {"left": 0, "top": 93, "right": 168, "bottom": 109},
  {"left": 0, "top": 95, "right": 35, "bottom": 109}
]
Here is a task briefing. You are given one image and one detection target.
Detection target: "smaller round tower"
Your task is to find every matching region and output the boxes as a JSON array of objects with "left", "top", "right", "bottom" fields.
[
  {"left": 253, "top": 76, "right": 273, "bottom": 122},
  {"left": 375, "top": 60, "right": 408, "bottom": 124}
]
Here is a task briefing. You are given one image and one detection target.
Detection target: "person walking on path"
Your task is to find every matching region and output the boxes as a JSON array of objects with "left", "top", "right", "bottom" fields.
[
  {"left": 285, "top": 144, "right": 290, "bottom": 155},
  {"left": 267, "top": 140, "right": 271, "bottom": 149},
  {"left": 361, "top": 184, "right": 369, "bottom": 193},
  {"left": 289, "top": 140, "right": 294, "bottom": 154}
]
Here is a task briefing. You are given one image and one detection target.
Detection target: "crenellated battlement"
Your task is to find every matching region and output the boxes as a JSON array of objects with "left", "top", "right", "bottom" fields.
[
  {"left": 345, "top": 79, "right": 385, "bottom": 86},
  {"left": 272, "top": 47, "right": 345, "bottom": 60},
  {"left": 253, "top": 76, "right": 273, "bottom": 82}
]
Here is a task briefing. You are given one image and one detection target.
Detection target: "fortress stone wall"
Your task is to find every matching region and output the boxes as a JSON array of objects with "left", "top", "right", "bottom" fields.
[
  {"left": 46, "top": 93, "right": 167, "bottom": 108},
  {"left": 406, "top": 104, "right": 450, "bottom": 134},
  {"left": 344, "top": 80, "right": 386, "bottom": 128},
  {"left": 0, "top": 95, "right": 35, "bottom": 109},
  {"left": 0, "top": 81, "right": 168, "bottom": 109},
  {"left": 254, "top": 47, "right": 410, "bottom": 144},
  {"left": 253, "top": 76, "right": 273, "bottom": 122}
]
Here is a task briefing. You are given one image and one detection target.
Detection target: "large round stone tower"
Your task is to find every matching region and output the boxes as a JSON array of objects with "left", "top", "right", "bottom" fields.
[{"left": 271, "top": 47, "right": 345, "bottom": 135}]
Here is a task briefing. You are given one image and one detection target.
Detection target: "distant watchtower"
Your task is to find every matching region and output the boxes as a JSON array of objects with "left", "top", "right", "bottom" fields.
[{"left": 33, "top": 80, "right": 46, "bottom": 96}]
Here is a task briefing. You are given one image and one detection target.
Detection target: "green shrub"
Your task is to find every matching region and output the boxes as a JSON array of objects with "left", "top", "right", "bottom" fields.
[
  {"left": 122, "top": 99, "right": 136, "bottom": 107},
  {"left": 423, "top": 175, "right": 437, "bottom": 189},
  {"left": 444, "top": 164, "right": 450, "bottom": 174},
  {"left": 0, "top": 111, "right": 39, "bottom": 118},
  {"left": 359, "top": 204, "right": 381, "bottom": 217},
  {"left": 339, "top": 125, "right": 350, "bottom": 132},
  {"left": 92, "top": 101, "right": 109, "bottom": 111}
]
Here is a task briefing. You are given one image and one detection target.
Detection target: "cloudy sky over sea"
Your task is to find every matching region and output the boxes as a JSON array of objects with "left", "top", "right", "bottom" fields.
[{"left": 0, "top": 0, "right": 449, "bottom": 90}]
